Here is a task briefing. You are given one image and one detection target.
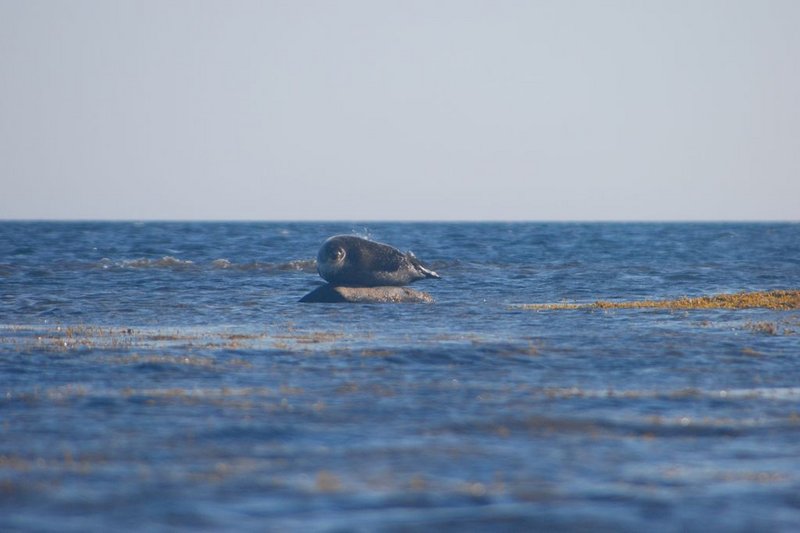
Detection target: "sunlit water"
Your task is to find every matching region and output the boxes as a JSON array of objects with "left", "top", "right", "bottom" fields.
[{"left": 1, "top": 222, "right": 799, "bottom": 531}]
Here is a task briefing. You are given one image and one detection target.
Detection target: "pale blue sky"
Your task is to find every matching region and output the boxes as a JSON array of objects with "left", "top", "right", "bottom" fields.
[{"left": 1, "top": 1, "right": 798, "bottom": 220}]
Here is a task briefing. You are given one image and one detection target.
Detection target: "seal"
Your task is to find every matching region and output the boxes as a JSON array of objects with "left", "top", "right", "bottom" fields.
[{"left": 316, "top": 235, "right": 440, "bottom": 287}]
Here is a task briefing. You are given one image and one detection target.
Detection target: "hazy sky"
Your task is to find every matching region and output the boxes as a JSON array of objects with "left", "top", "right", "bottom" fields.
[{"left": 1, "top": 1, "right": 798, "bottom": 220}]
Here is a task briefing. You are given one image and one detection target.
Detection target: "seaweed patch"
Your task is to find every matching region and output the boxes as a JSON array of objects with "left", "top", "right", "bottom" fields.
[{"left": 519, "top": 290, "right": 800, "bottom": 311}]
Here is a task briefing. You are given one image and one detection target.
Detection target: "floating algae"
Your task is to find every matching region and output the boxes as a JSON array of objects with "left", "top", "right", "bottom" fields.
[{"left": 519, "top": 290, "right": 800, "bottom": 311}]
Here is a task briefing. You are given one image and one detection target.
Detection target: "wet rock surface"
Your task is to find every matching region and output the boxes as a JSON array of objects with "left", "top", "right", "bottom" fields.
[{"left": 300, "top": 284, "right": 434, "bottom": 303}]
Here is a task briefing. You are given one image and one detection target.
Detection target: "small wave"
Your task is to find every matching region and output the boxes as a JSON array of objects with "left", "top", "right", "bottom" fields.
[
  {"left": 92, "top": 257, "right": 317, "bottom": 273},
  {"left": 98, "top": 256, "right": 196, "bottom": 270},
  {"left": 279, "top": 259, "right": 317, "bottom": 273},
  {"left": 531, "top": 386, "right": 800, "bottom": 402},
  {"left": 211, "top": 258, "right": 317, "bottom": 273},
  {"left": 211, "top": 259, "right": 233, "bottom": 269}
]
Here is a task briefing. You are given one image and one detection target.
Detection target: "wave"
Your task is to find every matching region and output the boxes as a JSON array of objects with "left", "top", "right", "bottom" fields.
[
  {"left": 93, "top": 257, "right": 317, "bottom": 273},
  {"left": 210, "top": 258, "right": 317, "bottom": 273},
  {"left": 530, "top": 386, "right": 800, "bottom": 402},
  {"left": 98, "top": 256, "right": 197, "bottom": 269}
]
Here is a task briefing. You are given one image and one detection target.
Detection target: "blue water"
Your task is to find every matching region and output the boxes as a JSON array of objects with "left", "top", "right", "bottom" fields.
[{"left": 1, "top": 222, "right": 799, "bottom": 531}]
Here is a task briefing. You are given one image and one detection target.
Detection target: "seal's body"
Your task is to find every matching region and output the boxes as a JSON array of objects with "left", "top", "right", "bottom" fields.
[{"left": 316, "top": 235, "right": 440, "bottom": 287}]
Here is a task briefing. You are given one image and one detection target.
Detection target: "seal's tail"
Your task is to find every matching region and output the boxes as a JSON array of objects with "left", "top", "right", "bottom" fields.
[{"left": 407, "top": 252, "right": 441, "bottom": 280}]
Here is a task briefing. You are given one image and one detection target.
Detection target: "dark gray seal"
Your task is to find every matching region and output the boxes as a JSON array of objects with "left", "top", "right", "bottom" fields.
[{"left": 316, "top": 235, "right": 440, "bottom": 287}]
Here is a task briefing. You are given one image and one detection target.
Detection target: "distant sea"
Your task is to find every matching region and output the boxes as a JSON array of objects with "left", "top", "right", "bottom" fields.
[{"left": 2, "top": 222, "right": 799, "bottom": 531}]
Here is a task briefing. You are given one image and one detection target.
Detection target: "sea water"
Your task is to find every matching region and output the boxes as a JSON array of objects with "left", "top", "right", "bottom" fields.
[{"left": 1, "top": 222, "right": 799, "bottom": 531}]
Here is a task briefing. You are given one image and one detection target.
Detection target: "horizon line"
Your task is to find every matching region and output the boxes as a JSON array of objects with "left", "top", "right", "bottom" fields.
[{"left": 1, "top": 218, "right": 798, "bottom": 224}]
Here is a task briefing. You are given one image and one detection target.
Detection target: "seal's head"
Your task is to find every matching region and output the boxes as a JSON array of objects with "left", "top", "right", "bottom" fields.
[{"left": 316, "top": 236, "right": 347, "bottom": 281}]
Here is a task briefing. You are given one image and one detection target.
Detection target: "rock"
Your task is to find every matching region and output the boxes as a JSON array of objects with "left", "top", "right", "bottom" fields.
[{"left": 299, "top": 284, "right": 435, "bottom": 303}]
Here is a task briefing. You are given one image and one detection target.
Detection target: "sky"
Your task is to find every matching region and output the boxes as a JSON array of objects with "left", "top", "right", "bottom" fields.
[{"left": 1, "top": 0, "right": 798, "bottom": 221}]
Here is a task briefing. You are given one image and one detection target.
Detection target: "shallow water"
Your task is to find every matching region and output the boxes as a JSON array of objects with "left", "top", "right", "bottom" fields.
[{"left": 1, "top": 222, "right": 800, "bottom": 531}]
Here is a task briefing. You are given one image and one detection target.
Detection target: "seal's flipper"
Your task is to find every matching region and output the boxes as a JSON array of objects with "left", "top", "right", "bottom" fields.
[{"left": 407, "top": 252, "right": 440, "bottom": 279}]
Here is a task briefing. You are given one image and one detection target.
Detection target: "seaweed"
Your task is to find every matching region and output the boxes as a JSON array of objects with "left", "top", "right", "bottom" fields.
[{"left": 520, "top": 290, "right": 800, "bottom": 311}]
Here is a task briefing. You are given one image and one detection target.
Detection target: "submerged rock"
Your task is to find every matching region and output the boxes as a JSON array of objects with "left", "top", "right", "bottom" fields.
[{"left": 299, "top": 284, "right": 434, "bottom": 303}]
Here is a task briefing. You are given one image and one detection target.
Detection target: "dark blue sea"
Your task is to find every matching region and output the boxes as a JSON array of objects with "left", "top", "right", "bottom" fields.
[{"left": 1, "top": 222, "right": 799, "bottom": 532}]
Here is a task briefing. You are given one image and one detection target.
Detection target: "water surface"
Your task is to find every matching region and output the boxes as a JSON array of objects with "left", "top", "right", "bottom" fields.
[{"left": 1, "top": 222, "right": 799, "bottom": 531}]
